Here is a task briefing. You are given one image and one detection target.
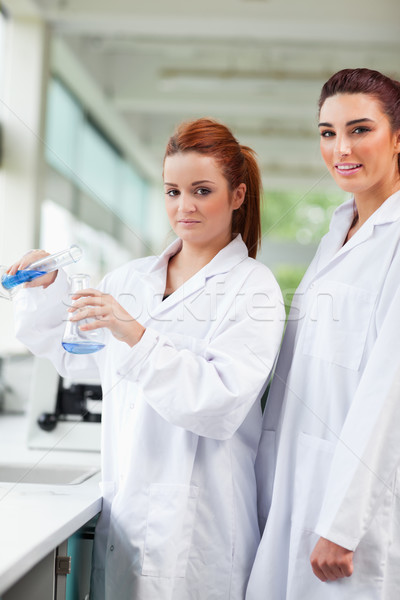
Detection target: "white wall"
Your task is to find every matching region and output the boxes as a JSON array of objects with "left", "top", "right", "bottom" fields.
[{"left": 0, "top": 15, "right": 49, "bottom": 353}]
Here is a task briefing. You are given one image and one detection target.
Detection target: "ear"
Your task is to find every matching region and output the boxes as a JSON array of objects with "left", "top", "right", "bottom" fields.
[
  {"left": 394, "top": 129, "right": 400, "bottom": 153},
  {"left": 232, "top": 183, "right": 246, "bottom": 210}
]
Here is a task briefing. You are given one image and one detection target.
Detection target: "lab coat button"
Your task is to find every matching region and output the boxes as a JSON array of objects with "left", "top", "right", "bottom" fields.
[{"left": 110, "top": 545, "right": 114, "bottom": 552}]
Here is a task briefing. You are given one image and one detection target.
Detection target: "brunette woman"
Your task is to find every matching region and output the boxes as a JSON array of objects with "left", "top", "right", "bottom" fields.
[{"left": 247, "top": 68, "right": 400, "bottom": 600}]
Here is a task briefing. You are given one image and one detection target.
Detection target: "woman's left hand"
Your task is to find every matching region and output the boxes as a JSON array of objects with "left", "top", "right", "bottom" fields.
[
  {"left": 68, "top": 288, "right": 145, "bottom": 347},
  {"left": 310, "top": 537, "right": 354, "bottom": 582}
]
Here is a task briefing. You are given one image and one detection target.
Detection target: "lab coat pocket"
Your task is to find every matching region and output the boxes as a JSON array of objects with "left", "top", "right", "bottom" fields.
[
  {"left": 291, "top": 432, "right": 335, "bottom": 532},
  {"left": 302, "top": 280, "right": 376, "bottom": 371},
  {"left": 142, "top": 483, "right": 199, "bottom": 578}
]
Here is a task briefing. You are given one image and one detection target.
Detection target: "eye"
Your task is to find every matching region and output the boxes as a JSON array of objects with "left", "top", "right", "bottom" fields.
[
  {"left": 165, "top": 189, "right": 180, "bottom": 197},
  {"left": 320, "top": 130, "right": 335, "bottom": 138},
  {"left": 195, "top": 187, "right": 211, "bottom": 196},
  {"left": 352, "top": 126, "right": 371, "bottom": 134}
]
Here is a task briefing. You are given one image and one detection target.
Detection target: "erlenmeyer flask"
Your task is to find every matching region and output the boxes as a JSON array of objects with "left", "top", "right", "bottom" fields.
[{"left": 62, "top": 274, "right": 106, "bottom": 354}]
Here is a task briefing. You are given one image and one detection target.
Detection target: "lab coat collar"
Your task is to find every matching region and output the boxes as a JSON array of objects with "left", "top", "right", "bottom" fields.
[
  {"left": 147, "top": 237, "right": 183, "bottom": 275},
  {"left": 316, "top": 198, "right": 358, "bottom": 271},
  {"left": 317, "top": 190, "right": 400, "bottom": 271},
  {"left": 144, "top": 234, "right": 249, "bottom": 314},
  {"left": 370, "top": 189, "right": 400, "bottom": 225},
  {"left": 149, "top": 233, "right": 248, "bottom": 277},
  {"left": 202, "top": 234, "right": 249, "bottom": 277}
]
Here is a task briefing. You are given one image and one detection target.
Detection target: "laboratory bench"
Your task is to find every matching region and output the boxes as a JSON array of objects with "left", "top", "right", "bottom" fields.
[{"left": 0, "top": 413, "right": 102, "bottom": 599}]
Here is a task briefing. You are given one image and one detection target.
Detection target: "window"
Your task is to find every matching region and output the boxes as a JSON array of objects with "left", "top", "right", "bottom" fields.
[{"left": 45, "top": 77, "right": 150, "bottom": 239}]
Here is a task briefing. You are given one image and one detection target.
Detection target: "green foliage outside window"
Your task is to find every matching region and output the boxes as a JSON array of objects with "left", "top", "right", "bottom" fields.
[
  {"left": 261, "top": 188, "right": 346, "bottom": 315},
  {"left": 261, "top": 188, "right": 345, "bottom": 244}
]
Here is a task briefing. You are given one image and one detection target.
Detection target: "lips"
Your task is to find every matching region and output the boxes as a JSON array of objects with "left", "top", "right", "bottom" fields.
[
  {"left": 178, "top": 219, "right": 200, "bottom": 224},
  {"left": 335, "top": 163, "right": 362, "bottom": 175}
]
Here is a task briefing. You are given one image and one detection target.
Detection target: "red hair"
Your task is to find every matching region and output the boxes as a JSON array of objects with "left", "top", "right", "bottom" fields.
[{"left": 164, "top": 118, "right": 262, "bottom": 258}]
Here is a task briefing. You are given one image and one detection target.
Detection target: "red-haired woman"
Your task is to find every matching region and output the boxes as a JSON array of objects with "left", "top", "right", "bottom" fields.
[
  {"left": 11, "top": 118, "right": 285, "bottom": 599},
  {"left": 247, "top": 69, "right": 400, "bottom": 599}
]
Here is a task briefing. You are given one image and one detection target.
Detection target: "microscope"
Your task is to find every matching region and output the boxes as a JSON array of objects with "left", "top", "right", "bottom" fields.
[{"left": 38, "top": 377, "right": 102, "bottom": 432}]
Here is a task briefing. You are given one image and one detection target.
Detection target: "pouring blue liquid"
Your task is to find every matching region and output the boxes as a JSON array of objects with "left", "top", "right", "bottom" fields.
[{"left": 1, "top": 269, "right": 47, "bottom": 289}]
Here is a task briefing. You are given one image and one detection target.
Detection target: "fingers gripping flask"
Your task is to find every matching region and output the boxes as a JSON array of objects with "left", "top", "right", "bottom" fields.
[{"left": 62, "top": 274, "right": 106, "bottom": 354}]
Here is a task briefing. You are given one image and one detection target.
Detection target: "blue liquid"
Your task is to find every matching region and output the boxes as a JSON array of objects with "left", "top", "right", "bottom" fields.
[
  {"left": 1, "top": 269, "right": 47, "bottom": 290},
  {"left": 62, "top": 341, "right": 105, "bottom": 354}
]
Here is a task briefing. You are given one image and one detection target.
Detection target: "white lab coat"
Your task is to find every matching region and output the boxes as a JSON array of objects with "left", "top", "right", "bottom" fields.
[
  {"left": 13, "top": 235, "right": 285, "bottom": 600},
  {"left": 246, "top": 190, "right": 400, "bottom": 600}
]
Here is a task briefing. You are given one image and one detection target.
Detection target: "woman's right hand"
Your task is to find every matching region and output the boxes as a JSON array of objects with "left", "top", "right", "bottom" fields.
[
  {"left": 310, "top": 537, "right": 354, "bottom": 581},
  {"left": 6, "top": 250, "right": 57, "bottom": 288}
]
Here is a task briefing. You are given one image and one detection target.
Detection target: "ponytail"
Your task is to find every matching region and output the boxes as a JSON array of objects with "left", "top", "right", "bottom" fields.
[{"left": 232, "top": 145, "right": 262, "bottom": 259}]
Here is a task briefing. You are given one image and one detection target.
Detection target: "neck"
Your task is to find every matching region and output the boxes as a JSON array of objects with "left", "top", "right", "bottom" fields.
[
  {"left": 354, "top": 178, "right": 400, "bottom": 226},
  {"left": 178, "top": 235, "right": 232, "bottom": 269}
]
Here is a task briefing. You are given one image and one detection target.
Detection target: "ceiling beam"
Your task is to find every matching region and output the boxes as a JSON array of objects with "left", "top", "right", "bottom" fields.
[
  {"left": 35, "top": 14, "right": 400, "bottom": 45},
  {"left": 114, "top": 96, "right": 317, "bottom": 120},
  {"left": 50, "top": 38, "right": 160, "bottom": 181},
  {"left": 3, "top": 0, "right": 42, "bottom": 18}
]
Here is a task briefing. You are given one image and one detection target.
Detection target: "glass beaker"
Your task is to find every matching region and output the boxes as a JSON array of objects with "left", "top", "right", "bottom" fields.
[
  {"left": 62, "top": 274, "right": 106, "bottom": 355},
  {"left": 0, "top": 245, "right": 82, "bottom": 300}
]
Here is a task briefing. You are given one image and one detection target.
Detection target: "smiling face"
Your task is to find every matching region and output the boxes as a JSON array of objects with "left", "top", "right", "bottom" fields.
[
  {"left": 163, "top": 152, "right": 245, "bottom": 252},
  {"left": 319, "top": 93, "right": 400, "bottom": 204}
]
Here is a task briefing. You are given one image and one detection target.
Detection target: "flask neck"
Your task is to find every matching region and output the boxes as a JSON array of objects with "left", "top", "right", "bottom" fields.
[{"left": 70, "top": 274, "right": 90, "bottom": 293}]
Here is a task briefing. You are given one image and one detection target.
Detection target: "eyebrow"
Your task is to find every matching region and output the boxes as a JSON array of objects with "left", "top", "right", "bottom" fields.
[
  {"left": 318, "top": 118, "right": 375, "bottom": 127},
  {"left": 163, "top": 179, "right": 215, "bottom": 186}
]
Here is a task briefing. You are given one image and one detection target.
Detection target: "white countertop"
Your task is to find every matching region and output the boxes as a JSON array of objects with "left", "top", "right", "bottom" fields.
[{"left": 0, "top": 413, "right": 102, "bottom": 595}]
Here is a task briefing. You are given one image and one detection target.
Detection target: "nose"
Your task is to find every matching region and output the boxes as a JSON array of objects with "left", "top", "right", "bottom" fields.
[
  {"left": 334, "top": 134, "right": 351, "bottom": 159},
  {"left": 178, "top": 193, "right": 196, "bottom": 213}
]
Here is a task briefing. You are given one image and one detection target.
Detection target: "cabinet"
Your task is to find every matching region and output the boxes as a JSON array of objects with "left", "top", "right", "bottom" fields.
[{"left": 1, "top": 517, "right": 97, "bottom": 600}]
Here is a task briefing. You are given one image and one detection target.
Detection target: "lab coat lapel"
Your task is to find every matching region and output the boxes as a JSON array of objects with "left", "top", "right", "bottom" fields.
[
  {"left": 325, "top": 218, "right": 374, "bottom": 261},
  {"left": 316, "top": 199, "right": 355, "bottom": 271},
  {"left": 155, "top": 271, "right": 207, "bottom": 314},
  {"left": 151, "top": 234, "right": 249, "bottom": 317},
  {"left": 136, "top": 238, "right": 183, "bottom": 318},
  {"left": 316, "top": 190, "right": 400, "bottom": 276}
]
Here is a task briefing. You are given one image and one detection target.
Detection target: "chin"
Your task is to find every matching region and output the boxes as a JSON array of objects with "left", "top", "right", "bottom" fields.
[{"left": 332, "top": 176, "right": 364, "bottom": 195}]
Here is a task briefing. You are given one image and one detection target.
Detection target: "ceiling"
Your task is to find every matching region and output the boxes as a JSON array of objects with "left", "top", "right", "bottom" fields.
[{"left": 7, "top": 0, "right": 400, "bottom": 191}]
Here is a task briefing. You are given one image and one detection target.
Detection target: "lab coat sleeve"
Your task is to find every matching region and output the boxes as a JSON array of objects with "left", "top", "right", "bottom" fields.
[
  {"left": 254, "top": 244, "right": 322, "bottom": 531},
  {"left": 315, "top": 282, "right": 400, "bottom": 551},
  {"left": 116, "top": 273, "right": 285, "bottom": 440},
  {"left": 13, "top": 269, "right": 100, "bottom": 381}
]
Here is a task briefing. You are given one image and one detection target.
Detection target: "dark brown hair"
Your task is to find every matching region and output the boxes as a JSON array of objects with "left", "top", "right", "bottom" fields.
[
  {"left": 164, "top": 118, "right": 262, "bottom": 258},
  {"left": 318, "top": 68, "right": 400, "bottom": 171}
]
